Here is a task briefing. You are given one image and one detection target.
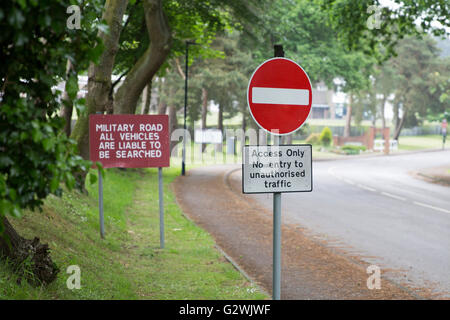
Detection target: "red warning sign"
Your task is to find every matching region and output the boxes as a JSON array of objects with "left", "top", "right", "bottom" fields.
[{"left": 89, "top": 114, "right": 170, "bottom": 168}]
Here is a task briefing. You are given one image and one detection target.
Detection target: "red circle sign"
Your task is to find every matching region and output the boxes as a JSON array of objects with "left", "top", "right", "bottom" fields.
[{"left": 247, "top": 58, "right": 312, "bottom": 135}]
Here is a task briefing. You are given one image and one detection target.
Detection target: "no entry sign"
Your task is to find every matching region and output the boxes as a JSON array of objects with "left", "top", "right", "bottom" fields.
[
  {"left": 247, "top": 58, "right": 312, "bottom": 135},
  {"left": 89, "top": 114, "right": 170, "bottom": 168}
]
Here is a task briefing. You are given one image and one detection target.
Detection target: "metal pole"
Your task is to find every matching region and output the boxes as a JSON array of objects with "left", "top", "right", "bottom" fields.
[
  {"left": 272, "top": 45, "right": 284, "bottom": 300},
  {"left": 95, "top": 111, "right": 105, "bottom": 239},
  {"left": 273, "top": 135, "right": 282, "bottom": 300},
  {"left": 182, "top": 42, "right": 188, "bottom": 176},
  {"left": 98, "top": 167, "right": 105, "bottom": 239},
  {"left": 158, "top": 167, "right": 165, "bottom": 249},
  {"left": 273, "top": 192, "right": 281, "bottom": 300}
]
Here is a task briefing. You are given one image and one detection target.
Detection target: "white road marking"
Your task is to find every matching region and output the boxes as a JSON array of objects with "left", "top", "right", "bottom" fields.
[
  {"left": 357, "top": 184, "right": 377, "bottom": 192},
  {"left": 413, "top": 201, "right": 450, "bottom": 214},
  {"left": 343, "top": 179, "right": 355, "bottom": 185},
  {"left": 381, "top": 192, "right": 406, "bottom": 201},
  {"left": 252, "top": 87, "right": 309, "bottom": 105},
  {"left": 329, "top": 165, "right": 450, "bottom": 214}
]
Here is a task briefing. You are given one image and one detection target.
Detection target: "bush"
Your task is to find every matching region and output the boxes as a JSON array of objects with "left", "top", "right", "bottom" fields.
[
  {"left": 319, "top": 127, "right": 333, "bottom": 146},
  {"left": 341, "top": 145, "right": 367, "bottom": 155},
  {"left": 305, "top": 133, "right": 321, "bottom": 145}
]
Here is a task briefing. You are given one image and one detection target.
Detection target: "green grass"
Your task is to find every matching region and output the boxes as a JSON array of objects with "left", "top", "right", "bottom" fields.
[
  {"left": 0, "top": 168, "right": 267, "bottom": 300},
  {"left": 397, "top": 135, "right": 444, "bottom": 151}
]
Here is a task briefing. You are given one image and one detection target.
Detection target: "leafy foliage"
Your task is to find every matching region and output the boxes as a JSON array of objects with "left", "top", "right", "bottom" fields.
[
  {"left": 0, "top": 0, "right": 101, "bottom": 223},
  {"left": 321, "top": 0, "right": 450, "bottom": 61},
  {"left": 115, "top": 0, "right": 265, "bottom": 78}
]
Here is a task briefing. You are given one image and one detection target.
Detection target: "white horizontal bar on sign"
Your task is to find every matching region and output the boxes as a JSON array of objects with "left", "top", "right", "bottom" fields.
[{"left": 252, "top": 87, "right": 309, "bottom": 105}]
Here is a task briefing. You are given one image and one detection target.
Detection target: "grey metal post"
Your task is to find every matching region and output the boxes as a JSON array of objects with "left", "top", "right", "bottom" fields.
[
  {"left": 272, "top": 44, "right": 284, "bottom": 300},
  {"left": 158, "top": 167, "right": 165, "bottom": 249},
  {"left": 273, "top": 192, "right": 281, "bottom": 300},
  {"left": 273, "top": 135, "right": 282, "bottom": 300},
  {"left": 98, "top": 168, "right": 105, "bottom": 239},
  {"left": 96, "top": 111, "right": 105, "bottom": 239}
]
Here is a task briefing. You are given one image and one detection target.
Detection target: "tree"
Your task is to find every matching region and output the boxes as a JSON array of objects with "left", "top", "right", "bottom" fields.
[
  {"left": 71, "top": 0, "right": 129, "bottom": 161},
  {"left": 71, "top": 0, "right": 265, "bottom": 168},
  {"left": 241, "top": 0, "right": 377, "bottom": 137},
  {"left": 373, "top": 62, "right": 399, "bottom": 129},
  {"left": 384, "top": 36, "right": 446, "bottom": 139},
  {"left": 113, "top": 0, "right": 171, "bottom": 114},
  {"left": 321, "top": 0, "right": 450, "bottom": 137},
  {"left": 0, "top": 0, "right": 100, "bottom": 284},
  {"left": 322, "top": 0, "right": 450, "bottom": 61}
]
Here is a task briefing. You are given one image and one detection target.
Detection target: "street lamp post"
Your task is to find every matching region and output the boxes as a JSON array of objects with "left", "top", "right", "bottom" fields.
[{"left": 182, "top": 41, "right": 196, "bottom": 176}]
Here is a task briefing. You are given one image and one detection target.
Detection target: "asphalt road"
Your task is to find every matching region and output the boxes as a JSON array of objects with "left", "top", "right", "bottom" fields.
[{"left": 242, "top": 150, "right": 450, "bottom": 297}]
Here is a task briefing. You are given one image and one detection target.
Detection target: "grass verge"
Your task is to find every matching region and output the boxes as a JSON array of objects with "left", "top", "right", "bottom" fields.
[
  {"left": 0, "top": 168, "right": 267, "bottom": 300},
  {"left": 397, "top": 135, "right": 444, "bottom": 151}
]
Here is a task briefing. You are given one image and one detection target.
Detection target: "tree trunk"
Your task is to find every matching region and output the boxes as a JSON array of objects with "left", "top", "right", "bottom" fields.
[
  {"left": 158, "top": 101, "right": 167, "bottom": 115},
  {"left": 218, "top": 103, "right": 223, "bottom": 134},
  {"left": 344, "top": 94, "right": 353, "bottom": 137},
  {"left": 393, "top": 110, "right": 406, "bottom": 141},
  {"left": 393, "top": 101, "right": 400, "bottom": 132},
  {"left": 114, "top": 0, "right": 171, "bottom": 114},
  {"left": 60, "top": 59, "right": 74, "bottom": 137},
  {"left": 380, "top": 94, "right": 387, "bottom": 129},
  {"left": 201, "top": 88, "right": 208, "bottom": 152},
  {"left": 71, "top": 0, "right": 129, "bottom": 161},
  {"left": 60, "top": 90, "right": 73, "bottom": 137},
  {"left": 0, "top": 217, "right": 59, "bottom": 285},
  {"left": 142, "top": 80, "right": 152, "bottom": 114}
]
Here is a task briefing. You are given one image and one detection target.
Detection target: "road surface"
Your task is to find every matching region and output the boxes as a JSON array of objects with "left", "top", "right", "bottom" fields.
[{"left": 235, "top": 150, "right": 450, "bottom": 297}]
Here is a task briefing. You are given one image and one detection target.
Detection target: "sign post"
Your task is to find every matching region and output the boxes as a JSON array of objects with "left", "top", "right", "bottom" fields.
[
  {"left": 273, "top": 137, "right": 282, "bottom": 300},
  {"left": 89, "top": 114, "right": 170, "bottom": 245},
  {"left": 98, "top": 166, "right": 105, "bottom": 239},
  {"left": 244, "top": 46, "right": 313, "bottom": 300},
  {"left": 95, "top": 112, "right": 105, "bottom": 239},
  {"left": 158, "top": 167, "right": 165, "bottom": 248}
]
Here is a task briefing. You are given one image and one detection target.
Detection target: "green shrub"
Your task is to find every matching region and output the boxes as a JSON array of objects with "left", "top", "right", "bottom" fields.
[
  {"left": 341, "top": 144, "right": 366, "bottom": 155},
  {"left": 319, "top": 127, "right": 333, "bottom": 146},
  {"left": 305, "top": 133, "right": 321, "bottom": 145}
]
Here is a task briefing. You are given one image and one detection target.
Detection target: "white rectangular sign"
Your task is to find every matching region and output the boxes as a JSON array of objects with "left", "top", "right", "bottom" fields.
[
  {"left": 242, "top": 145, "right": 312, "bottom": 194},
  {"left": 194, "top": 129, "right": 223, "bottom": 144}
]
